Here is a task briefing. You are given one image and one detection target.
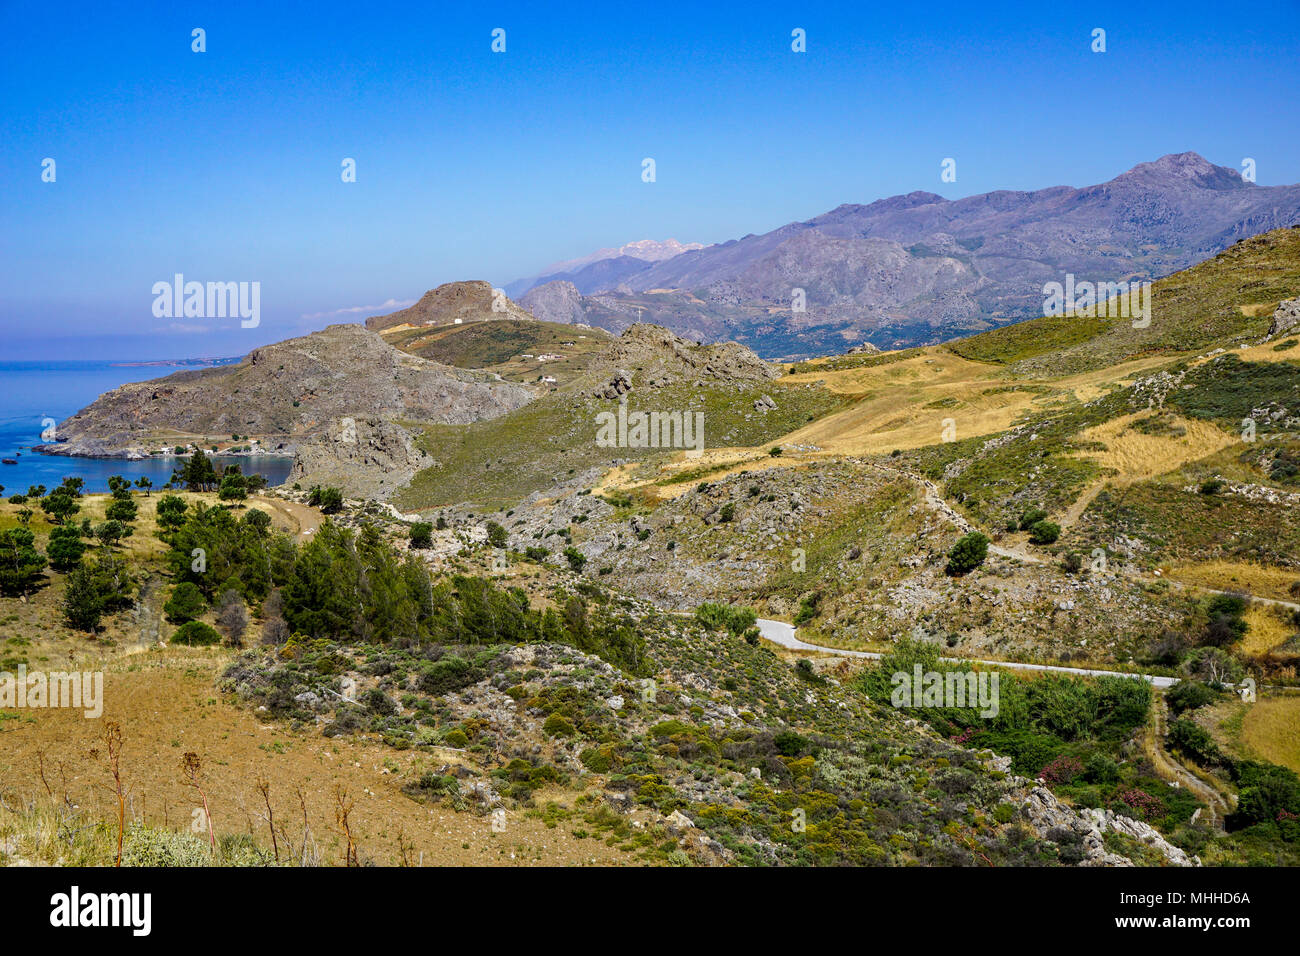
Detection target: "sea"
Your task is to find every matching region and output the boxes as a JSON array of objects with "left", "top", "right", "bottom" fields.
[{"left": 0, "top": 360, "right": 293, "bottom": 494}]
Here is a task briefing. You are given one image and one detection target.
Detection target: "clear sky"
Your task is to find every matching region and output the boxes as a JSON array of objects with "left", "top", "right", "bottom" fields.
[{"left": 3, "top": 0, "right": 1298, "bottom": 360}]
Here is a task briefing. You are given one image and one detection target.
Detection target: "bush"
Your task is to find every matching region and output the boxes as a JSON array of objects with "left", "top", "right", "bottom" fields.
[
  {"left": 946, "top": 531, "right": 989, "bottom": 576},
  {"left": 486, "top": 521, "right": 508, "bottom": 548},
  {"left": 718, "top": 502, "right": 735, "bottom": 522},
  {"left": 1083, "top": 753, "right": 1120, "bottom": 784},
  {"left": 409, "top": 522, "right": 433, "bottom": 549},
  {"left": 164, "top": 581, "right": 207, "bottom": 624},
  {"left": 563, "top": 546, "right": 586, "bottom": 572},
  {"left": 793, "top": 592, "right": 820, "bottom": 625},
  {"left": 61, "top": 564, "right": 103, "bottom": 632},
  {"left": 1168, "top": 718, "right": 1221, "bottom": 766},
  {"left": 774, "top": 730, "right": 809, "bottom": 756},
  {"left": 1018, "top": 508, "right": 1048, "bottom": 530},
  {"left": 308, "top": 485, "right": 344, "bottom": 514},
  {"left": 1027, "top": 520, "right": 1060, "bottom": 545},
  {"left": 1204, "top": 593, "right": 1248, "bottom": 647},
  {"left": 122, "top": 823, "right": 211, "bottom": 867},
  {"left": 47, "top": 525, "right": 86, "bottom": 571},
  {"left": 1199, "top": 478, "right": 1224, "bottom": 495},
  {"left": 580, "top": 745, "right": 615, "bottom": 773},
  {"left": 105, "top": 497, "right": 138, "bottom": 523},
  {"left": 1228, "top": 761, "right": 1300, "bottom": 832},
  {"left": 543, "top": 714, "right": 576, "bottom": 737},
  {"left": 171, "top": 620, "right": 222, "bottom": 645},
  {"left": 695, "top": 602, "right": 758, "bottom": 638},
  {"left": 1166, "top": 680, "right": 1221, "bottom": 715},
  {"left": 524, "top": 546, "right": 549, "bottom": 562}
]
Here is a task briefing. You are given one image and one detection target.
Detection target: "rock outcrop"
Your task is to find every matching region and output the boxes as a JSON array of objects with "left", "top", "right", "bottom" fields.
[
  {"left": 519, "top": 280, "right": 585, "bottom": 325},
  {"left": 1020, "top": 785, "right": 1199, "bottom": 867},
  {"left": 1268, "top": 298, "right": 1300, "bottom": 339},
  {"left": 50, "top": 324, "right": 533, "bottom": 457},
  {"left": 594, "top": 323, "right": 778, "bottom": 390},
  {"left": 365, "top": 280, "right": 533, "bottom": 331},
  {"left": 290, "top": 417, "right": 432, "bottom": 500}
]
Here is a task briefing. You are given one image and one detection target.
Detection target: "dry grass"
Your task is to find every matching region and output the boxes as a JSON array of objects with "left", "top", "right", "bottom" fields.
[
  {"left": 768, "top": 347, "right": 1177, "bottom": 459},
  {"left": 1240, "top": 696, "right": 1300, "bottom": 774},
  {"left": 1072, "top": 412, "right": 1235, "bottom": 484},
  {"left": 1165, "top": 561, "right": 1300, "bottom": 604},
  {"left": 0, "top": 650, "right": 630, "bottom": 867},
  {"left": 1242, "top": 604, "right": 1298, "bottom": 656}
]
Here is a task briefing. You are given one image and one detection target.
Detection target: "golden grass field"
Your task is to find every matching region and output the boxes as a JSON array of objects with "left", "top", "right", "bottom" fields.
[
  {"left": 1239, "top": 696, "right": 1300, "bottom": 774},
  {"left": 1242, "top": 604, "right": 1298, "bottom": 656},
  {"left": 1071, "top": 412, "right": 1236, "bottom": 485},
  {"left": 1166, "top": 561, "right": 1300, "bottom": 605},
  {"left": 0, "top": 651, "right": 627, "bottom": 867}
]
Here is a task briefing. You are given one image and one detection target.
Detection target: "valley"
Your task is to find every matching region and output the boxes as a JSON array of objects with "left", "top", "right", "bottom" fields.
[{"left": 5, "top": 222, "right": 1300, "bottom": 870}]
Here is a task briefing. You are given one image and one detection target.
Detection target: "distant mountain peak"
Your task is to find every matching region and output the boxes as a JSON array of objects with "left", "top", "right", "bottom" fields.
[
  {"left": 1109, "top": 151, "right": 1249, "bottom": 189},
  {"left": 504, "top": 239, "right": 704, "bottom": 298}
]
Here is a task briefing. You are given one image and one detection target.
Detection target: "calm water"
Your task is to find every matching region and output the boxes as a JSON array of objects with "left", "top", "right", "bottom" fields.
[{"left": 0, "top": 360, "right": 292, "bottom": 494}]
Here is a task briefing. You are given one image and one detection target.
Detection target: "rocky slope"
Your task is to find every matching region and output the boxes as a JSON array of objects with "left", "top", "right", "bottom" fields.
[
  {"left": 289, "top": 416, "right": 433, "bottom": 500},
  {"left": 590, "top": 323, "right": 779, "bottom": 391},
  {"left": 519, "top": 280, "right": 586, "bottom": 325},
  {"left": 365, "top": 280, "right": 533, "bottom": 332},
  {"left": 48, "top": 324, "right": 533, "bottom": 457}
]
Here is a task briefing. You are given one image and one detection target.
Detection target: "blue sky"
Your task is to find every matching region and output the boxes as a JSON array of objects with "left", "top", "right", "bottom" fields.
[{"left": 2, "top": 0, "right": 1299, "bottom": 360}]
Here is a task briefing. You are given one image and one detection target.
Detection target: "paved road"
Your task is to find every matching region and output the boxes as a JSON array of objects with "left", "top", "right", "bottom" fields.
[{"left": 755, "top": 618, "right": 1180, "bottom": 686}]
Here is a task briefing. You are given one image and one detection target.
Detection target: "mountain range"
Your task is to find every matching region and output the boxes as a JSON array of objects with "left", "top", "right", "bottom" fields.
[
  {"left": 503, "top": 238, "right": 704, "bottom": 299},
  {"left": 506, "top": 153, "right": 1300, "bottom": 360}
]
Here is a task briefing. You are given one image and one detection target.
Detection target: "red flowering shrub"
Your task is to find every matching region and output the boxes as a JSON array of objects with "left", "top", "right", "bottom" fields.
[
  {"left": 1039, "top": 755, "right": 1084, "bottom": 785},
  {"left": 1118, "top": 788, "right": 1165, "bottom": 820}
]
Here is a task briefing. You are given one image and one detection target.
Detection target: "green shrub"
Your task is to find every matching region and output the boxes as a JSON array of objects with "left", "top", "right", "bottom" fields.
[
  {"left": 946, "top": 531, "right": 989, "bottom": 576},
  {"left": 486, "top": 521, "right": 508, "bottom": 548},
  {"left": 1018, "top": 508, "right": 1048, "bottom": 530},
  {"left": 163, "top": 581, "right": 207, "bottom": 624},
  {"left": 1027, "top": 520, "right": 1060, "bottom": 545},
  {"left": 694, "top": 602, "right": 757, "bottom": 637},
  {"left": 543, "top": 714, "right": 576, "bottom": 738},
  {"left": 171, "top": 620, "right": 222, "bottom": 645},
  {"left": 774, "top": 730, "right": 809, "bottom": 756},
  {"left": 409, "top": 522, "right": 433, "bottom": 549}
]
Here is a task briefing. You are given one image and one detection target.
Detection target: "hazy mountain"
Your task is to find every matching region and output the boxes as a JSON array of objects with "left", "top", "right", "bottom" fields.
[
  {"left": 522, "top": 154, "right": 1300, "bottom": 360},
  {"left": 504, "top": 238, "right": 704, "bottom": 298}
]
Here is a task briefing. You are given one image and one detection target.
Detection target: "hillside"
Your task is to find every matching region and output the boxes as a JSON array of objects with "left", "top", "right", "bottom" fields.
[
  {"left": 365, "top": 280, "right": 534, "bottom": 332},
  {"left": 947, "top": 227, "right": 1300, "bottom": 375},
  {"left": 48, "top": 324, "right": 533, "bottom": 458},
  {"left": 6, "top": 232, "right": 1300, "bottom": 873},
  {"left": 393, "top": 323, "right": 822, "bottom": 510},
  {"left": 379, "top": 318, "right": 614, "bottom": 386}
]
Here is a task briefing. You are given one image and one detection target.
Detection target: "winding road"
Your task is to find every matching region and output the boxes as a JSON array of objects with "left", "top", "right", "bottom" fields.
[{"left": 754, "top": 618, "right": 1180, "bottom": 686}]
